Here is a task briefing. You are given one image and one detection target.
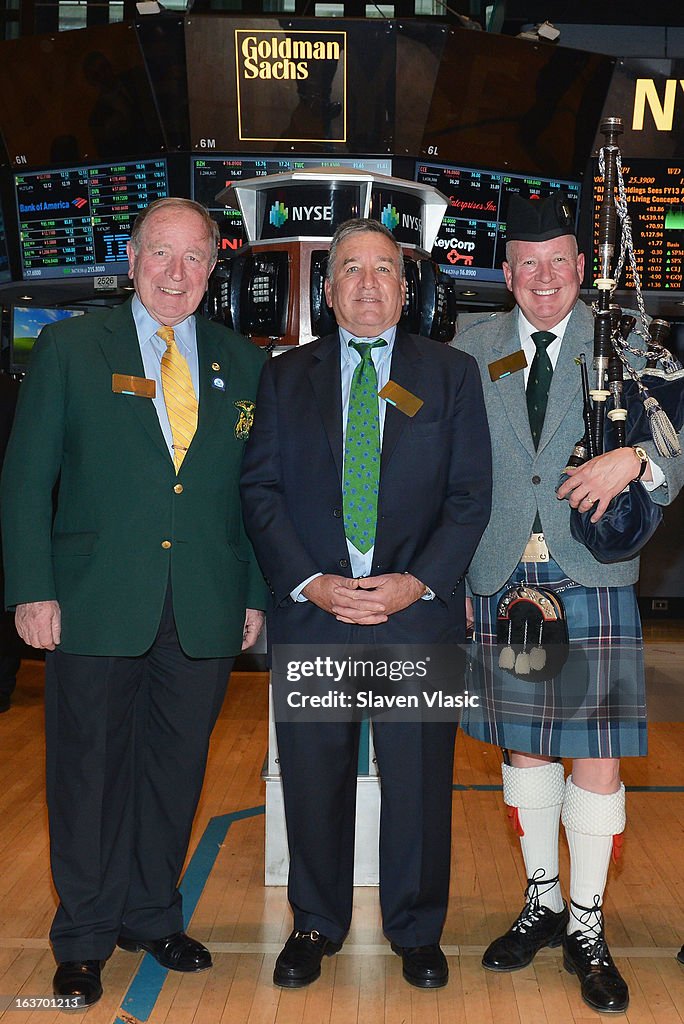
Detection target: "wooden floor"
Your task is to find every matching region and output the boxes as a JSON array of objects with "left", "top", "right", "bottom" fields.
[{"left": 0, "top": 627, "right": 682, "bottom": 1023}]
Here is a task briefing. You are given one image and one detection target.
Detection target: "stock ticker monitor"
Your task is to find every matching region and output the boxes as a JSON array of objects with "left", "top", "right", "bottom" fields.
[
  {"left": 191, "top": 155, "right": 393, "bottom": 254},
  {"left": 14, "top": 157, "right": 169, "bottom": 280},
  {"left": 590, "top": 157, "right": 684, "bottom": 293},
  {"left": 10, "top": 305, "right": 87, "bottom": 374},
  {"left": 415, "top": 161, "right": 581, "bottom": 284}
]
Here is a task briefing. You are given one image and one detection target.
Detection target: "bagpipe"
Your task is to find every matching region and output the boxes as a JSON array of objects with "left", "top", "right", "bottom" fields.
[{"left": 563, "top": 116, "right": 684, "bottom": 563}]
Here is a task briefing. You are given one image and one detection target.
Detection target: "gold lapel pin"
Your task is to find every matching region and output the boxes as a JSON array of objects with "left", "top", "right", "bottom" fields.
[{"left": 211, "top": 362, "right": 220, "bottom": 372}]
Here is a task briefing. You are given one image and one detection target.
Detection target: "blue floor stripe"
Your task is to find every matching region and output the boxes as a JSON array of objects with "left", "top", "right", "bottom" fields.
[{"left": 115, "top": 804, "right": 265, "bottom": 1024}]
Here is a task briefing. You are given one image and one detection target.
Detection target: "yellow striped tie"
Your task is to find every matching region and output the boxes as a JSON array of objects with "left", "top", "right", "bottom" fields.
[{"left": 158, "top": 326, "right": 198, "bottom": 471}]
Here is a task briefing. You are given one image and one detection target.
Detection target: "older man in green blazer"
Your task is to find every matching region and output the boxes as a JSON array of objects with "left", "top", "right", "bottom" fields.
[{"left": 1, "top": 198, "right": 266, "bottom": 1007}]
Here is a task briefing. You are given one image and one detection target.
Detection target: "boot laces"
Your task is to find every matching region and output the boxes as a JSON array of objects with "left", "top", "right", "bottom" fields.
[
  {"left": 511, "top": 869, "right": 560, "bottom": 935},
  {"left": 570, "top": 897, "right": 612, "bottom": 966}
]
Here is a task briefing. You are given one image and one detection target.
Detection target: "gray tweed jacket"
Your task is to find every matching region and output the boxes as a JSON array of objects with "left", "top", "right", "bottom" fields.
[{"left": 453, "top": 300, "right": 684, "bottom": 595}]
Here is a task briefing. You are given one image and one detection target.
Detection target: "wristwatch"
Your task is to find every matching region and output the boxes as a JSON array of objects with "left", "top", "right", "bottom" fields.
[{"left": 631, "top": 445, "right": 649, "bottom": 481}]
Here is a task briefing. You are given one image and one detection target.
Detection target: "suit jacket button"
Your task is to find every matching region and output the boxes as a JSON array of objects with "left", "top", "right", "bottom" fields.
[
  {"left": 332, "top": 508, "right": 342, "bottom": 518},
  {"left": 174, "top": 483, "right": 183, "bottom": 494},
  {"left": 532, "top": 475, "right": 541, "bottom": 485},
  {"left": 339, "top": 558, "right": 349, "bottom": 568},
  {"left": 161, "top": 540, "right": 172, "bottom": 549}
]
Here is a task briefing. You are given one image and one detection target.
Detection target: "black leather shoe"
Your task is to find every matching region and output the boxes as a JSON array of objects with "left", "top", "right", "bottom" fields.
[
  {"left": 53, "top": 960, "right": 104, "bottom": 1007},
  {"left": 273, "top": 930, "right": 342, "bottom": 988},
  {"left": 117, "top": 931, "right": 211, "bottom": 972},
  {"left": 678, "top": 945, "right": 684, "bottom": 966},
  {"left": 482, "top": 895, "right": 569, "bottom": 971},
  {"left": 562, "top": 908, "right": 629, "bottom": 1013},
  {"left": 391, "top": 943, "right": 449, "bottom": 989}
]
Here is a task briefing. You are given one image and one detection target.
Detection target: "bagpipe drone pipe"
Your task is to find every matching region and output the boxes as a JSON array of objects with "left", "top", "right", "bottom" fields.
[{"left": 562, "top": 116, "right": 684, "bottom": 563}]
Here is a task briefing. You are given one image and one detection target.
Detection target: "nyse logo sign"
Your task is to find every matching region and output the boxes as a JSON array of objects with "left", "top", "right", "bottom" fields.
[
  {"left": 292, "top": 205, "right": 332, "bottom": 222},
  {"left": 260, "top": 183, "right": 358, "bottom": 240},
  {"left": 268, "top": 203, "right": 333, "bottom": 228},
  {"left": 235, "top": 29, "right": 346, "bottom": 143},
  {"left": 633, "top": 79, "right": 684, "bottom": 131}
]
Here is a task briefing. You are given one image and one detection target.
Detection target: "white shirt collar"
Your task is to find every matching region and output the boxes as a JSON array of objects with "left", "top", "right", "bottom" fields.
[{"left": 518, "top": 308, "right": 572, "bottom": 372}]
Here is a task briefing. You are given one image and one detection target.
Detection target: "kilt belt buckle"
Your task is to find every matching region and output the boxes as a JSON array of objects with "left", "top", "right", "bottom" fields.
[{"left": 521, "top": 532, "right": 550, "bottom": 563}]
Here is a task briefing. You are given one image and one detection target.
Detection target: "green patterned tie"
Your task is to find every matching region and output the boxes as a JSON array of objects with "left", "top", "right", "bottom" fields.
[
  {"left": 527, "top": 330, "right": 555, "bottom": 533},
  {"left": 527, "top": 331, "right": 555, "bottom": 449},
  {"left": 343, "top": 339, "right": 387, "bottom": 554}
]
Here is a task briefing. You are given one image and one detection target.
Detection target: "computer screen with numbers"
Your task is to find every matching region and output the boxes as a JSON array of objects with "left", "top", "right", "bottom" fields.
[
  {"left": 14, "top": 157, "right": 169, "bottom": 280},
  {"left": 589, "top": 158, "right": 684, "bottom": 292},
  {"left": 415, "top": 161, "right": 581, "bottom": 284}
]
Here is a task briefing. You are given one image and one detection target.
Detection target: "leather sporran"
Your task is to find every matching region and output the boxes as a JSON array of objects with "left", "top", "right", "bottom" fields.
[{"left": 496, "top": 584, "right": 569, "bottom": 681}]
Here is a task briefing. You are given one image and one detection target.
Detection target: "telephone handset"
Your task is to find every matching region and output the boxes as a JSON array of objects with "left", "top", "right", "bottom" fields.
[
  {"left": 418, "top": 260, "right": 456, "bottom": 343},
  {"left": 206, "top": 260, "right": 232, "bottom": 323},
  {"left": 238, "top": 252, "right": 289, "bottom": 337},
  {"left": 401, "top": 257, "right": 457, "bottom": 343},
  {"left": 400, "top": 257, "right": 421, "bottom": 334},
  {"left": 309, "top": 250, "right": 337, "bottom": 338},
  {"left": 209, "top": 251, "right": 289, "bottom": 338}
]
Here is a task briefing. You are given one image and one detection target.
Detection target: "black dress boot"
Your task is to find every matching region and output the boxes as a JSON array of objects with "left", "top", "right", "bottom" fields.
[
  {"left": 482, "top": 873, "right": 569, "bottom": 971},
  {"left": 562, "top": 900, "right": 628, "bottom": 1013}
]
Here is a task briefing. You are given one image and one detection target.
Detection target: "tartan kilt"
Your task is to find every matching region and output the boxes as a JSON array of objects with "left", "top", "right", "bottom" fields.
[{"left": 462, "top": 558, "right": 647, "bottom": 758}]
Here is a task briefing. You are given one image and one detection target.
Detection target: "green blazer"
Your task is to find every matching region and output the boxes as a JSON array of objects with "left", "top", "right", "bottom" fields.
[{"left": 1, "top": 299, "right": 267, "bottom": 657}]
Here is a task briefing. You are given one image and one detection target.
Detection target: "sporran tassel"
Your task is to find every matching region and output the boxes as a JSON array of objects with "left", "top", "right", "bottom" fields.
[
  {"left": 514, "top": 621, "right": 530, "bottom": 675},
  {"left": 515, "top": 650, "right": 531, "bottom": 674}
]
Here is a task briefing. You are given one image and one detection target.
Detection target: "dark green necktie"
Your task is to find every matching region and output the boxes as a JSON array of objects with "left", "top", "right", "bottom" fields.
[
  {"left": 343, "top": 339, "right": 387, "bottom": 553},
  {"left": 527, "top": 330, "right": 555, "bottom": 533},
  {"left": 527, "top": 331, "right": 555, "bottom": 449}
]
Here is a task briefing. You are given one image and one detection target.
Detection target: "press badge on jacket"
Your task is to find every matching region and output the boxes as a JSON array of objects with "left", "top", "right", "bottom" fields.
[
  {"left": 488, "top": 350, "right": 527, "bottom": 382},
  {"left": 378, "top": 381, "right": 424, "bottom": 417},
  {"left": 112, "top": 374, "right": 156, "bottom": 398}
]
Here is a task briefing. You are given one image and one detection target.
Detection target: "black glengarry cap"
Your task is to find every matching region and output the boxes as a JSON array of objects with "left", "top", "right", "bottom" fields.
[{"left": 506, "top": 191, "right": 575, "bottom": 242}]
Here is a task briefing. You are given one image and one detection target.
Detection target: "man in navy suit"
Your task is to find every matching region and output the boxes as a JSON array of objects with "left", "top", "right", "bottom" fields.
[{"left": 241, "top": 218, "right": 491, "bottom": 990}]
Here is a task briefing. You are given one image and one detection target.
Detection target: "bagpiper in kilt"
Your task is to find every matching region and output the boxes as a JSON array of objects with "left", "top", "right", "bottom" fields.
[{"left": 454, "top": 192, "right": 684, "bottom": 1015}]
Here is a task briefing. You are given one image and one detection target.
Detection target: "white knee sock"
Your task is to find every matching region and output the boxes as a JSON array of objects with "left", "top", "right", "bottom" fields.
[
  {"left": 561, "top": 775, "right": 626, "bottom": 935},
  {"left": 502, "top": 761, "right": 566, "bottom": 913}
]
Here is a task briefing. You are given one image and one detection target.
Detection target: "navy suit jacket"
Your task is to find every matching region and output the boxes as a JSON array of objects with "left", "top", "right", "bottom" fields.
[{"left": 240, "top": 329, "right": 492, "bottom": 645}]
